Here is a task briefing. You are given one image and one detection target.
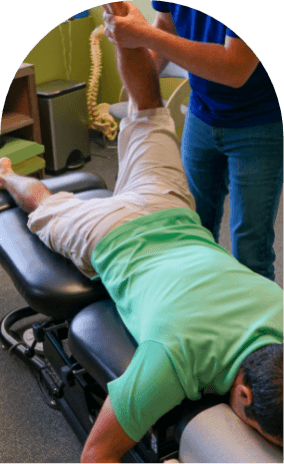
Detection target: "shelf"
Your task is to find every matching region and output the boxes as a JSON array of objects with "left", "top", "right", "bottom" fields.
[
  {"left": 12, "top": 156, "right": 46, "bottom": 177},
  {"left": 0, "top": 62, "right": 45, "bottom": 178},
  {"left": 1, "top": 112, "right": 34, "bottom": 134},
  {"left": 15, "top": 63, "right": 34, "bottom": 79},
  {"left": 0, "top": 137, "right": 45, "bottom": 164}
]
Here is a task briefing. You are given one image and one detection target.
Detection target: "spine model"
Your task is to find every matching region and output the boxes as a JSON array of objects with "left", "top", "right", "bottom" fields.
[{"left": 87, "top": 25, "right": 118, "bottom": 141}]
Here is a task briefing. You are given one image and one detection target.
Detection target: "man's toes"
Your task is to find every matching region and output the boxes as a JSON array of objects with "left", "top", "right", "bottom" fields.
[{"left": 0, "top": 157, "right": 12, "bottom": 169}]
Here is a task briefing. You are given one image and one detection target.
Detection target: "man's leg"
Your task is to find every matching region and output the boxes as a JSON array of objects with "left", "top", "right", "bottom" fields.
[
  {"left": 103, "top": 2, "right": 195, "bottom": 212},
  {"left": 0, "top": 157, "right": 51, "bottom": 213},
  {"left": 103, "top": 2, "right": 163, "bottom": 112},
  {"left": 113, "top": 45, "right": 163, "bottom": 113}
]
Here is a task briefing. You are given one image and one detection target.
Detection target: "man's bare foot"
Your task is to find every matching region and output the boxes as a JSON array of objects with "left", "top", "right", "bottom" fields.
[{"left": 0, "top": 157, "right": 13, "bottom": 189}]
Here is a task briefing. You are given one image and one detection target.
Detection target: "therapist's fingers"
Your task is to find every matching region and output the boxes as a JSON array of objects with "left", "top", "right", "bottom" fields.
[
  {"left": 101, "top": 4, "right": 114, "bottom": 14},
  {"left": 103, "top": 11, "right": 115, "bottom": 38},
  {"left": 103, "top": 10, "right": 109, "bottom": 25},
  {"left": 103, "top": 11, "right": 114, "bottom": 24},
  {"left": 102, "top": 11, "right": 123, "bottom": 41}
]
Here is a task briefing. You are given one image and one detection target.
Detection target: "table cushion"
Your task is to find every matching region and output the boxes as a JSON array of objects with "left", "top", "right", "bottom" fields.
[
  {"left": 69, "top": 299, "right": 137, "bottom": 389},
  {"left": 0, "top": 171, "right": 107, "bottom": 212},
  {"left": 179, "top": 403, "right": 283, "bottom": 462},
  {"left": 0, "top": 172, "right": 112, "bottom": 319}
]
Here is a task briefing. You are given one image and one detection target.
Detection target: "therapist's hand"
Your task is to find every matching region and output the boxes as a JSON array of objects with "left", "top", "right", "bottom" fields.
[{"left": 103, "top": 2, "right": 150, "bottom": 48}]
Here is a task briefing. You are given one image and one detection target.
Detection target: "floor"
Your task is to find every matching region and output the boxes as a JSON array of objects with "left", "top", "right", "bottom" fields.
[{"left": 0, "top": 134, "right": 282, "bottom": 463}]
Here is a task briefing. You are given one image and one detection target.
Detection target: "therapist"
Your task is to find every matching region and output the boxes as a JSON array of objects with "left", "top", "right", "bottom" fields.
[{"left": 103, "top": 1, "right": 283, "bottom": 281}]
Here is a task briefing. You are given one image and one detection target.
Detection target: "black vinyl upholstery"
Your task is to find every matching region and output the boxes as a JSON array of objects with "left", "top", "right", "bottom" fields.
[
  {"left": 0, "top": 172, "right": 112, "bottom": 319},
  {"left": 69, "top": 300, "right": 138, "bottom": 390},
  {"left": 0, "top": 171, "right": 107, "bottom": 213},
  {"left": 1, "top": 172, "right": 283, "bottom": 463}
]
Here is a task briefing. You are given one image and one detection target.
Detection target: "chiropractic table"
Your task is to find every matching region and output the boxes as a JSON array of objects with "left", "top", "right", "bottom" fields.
[{"left": 0, "top": 171, "right": 282, "bottom": 463}]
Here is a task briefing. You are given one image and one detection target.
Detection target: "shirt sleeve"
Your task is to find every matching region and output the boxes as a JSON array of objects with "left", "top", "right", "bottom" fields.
[
  {"left": 152, "top": 1, "right": 170, "bottom": 13},
  {"left": 107, "top": 340, "right": 185, "bottom": 442}
]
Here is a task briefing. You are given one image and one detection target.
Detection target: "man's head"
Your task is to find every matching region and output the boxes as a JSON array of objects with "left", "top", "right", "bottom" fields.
[{"left": 230, "top": 344, "right": 283, "bottom": 447}]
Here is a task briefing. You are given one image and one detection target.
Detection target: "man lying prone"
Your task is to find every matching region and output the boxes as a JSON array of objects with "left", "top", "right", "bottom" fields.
[{"left": 0, "top": 2, "right": 282, "bottom": 462}]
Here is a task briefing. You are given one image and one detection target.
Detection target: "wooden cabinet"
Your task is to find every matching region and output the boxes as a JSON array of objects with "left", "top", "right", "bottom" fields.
[{"left": 1, "top": 63, "right": 45, "bottom": 178}]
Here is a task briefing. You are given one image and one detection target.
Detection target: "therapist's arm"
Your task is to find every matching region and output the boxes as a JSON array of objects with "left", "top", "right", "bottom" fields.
[
  {"left": 103, "top": 2, "right": 259, "bottom": 88},
  {"left": 140, "top": 30, "right": 259, "bottom": 88},
  {"left": 149, "top": 10, "right": 178, "bottom": 74},
  {"left": 80, "top": 395, "right": 137, "bottom": 463}
]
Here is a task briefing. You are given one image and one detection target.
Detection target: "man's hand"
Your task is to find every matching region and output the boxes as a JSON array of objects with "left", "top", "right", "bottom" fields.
[{"left": 103, "top": 2, "right": 151, "bottom": 48}]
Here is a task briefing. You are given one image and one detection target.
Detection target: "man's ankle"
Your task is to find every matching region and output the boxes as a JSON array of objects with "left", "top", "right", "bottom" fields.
[{"left": 0, "top": 171, "right": 14, "bottom": 189}]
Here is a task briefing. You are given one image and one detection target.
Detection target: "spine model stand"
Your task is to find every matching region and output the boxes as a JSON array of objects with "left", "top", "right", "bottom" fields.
[{"left": 87, "top": 25, "right": 118, "bottom": 141}]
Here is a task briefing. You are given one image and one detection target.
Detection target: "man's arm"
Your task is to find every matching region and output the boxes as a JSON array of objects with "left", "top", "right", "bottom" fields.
[
  {"left": 80, "top": 395, "right": 137, "bottom": 463},
  {"left": 103, "top": 2, "right": 259, "bottom": 88},
  {"left": 149, "top": 11, "right": 177, "bottom": 75},
  {"left": 142, "top": 31, "right": 260, "bottom": 88}
]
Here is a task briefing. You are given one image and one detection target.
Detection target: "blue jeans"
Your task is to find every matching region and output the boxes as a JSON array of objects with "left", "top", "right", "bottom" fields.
[{"left": 181, "top": 111, "right": 283, "bottom": 280}]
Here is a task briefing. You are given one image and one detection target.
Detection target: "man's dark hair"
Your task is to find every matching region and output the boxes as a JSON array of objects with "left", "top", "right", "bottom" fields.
[{"left": 240, "top": 344, "right": 283, "bottom": 442}]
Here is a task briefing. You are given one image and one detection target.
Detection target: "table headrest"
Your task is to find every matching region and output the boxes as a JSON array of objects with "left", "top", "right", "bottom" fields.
[{"left": 179, "top": 403, "right": 283, "bottom": 463}]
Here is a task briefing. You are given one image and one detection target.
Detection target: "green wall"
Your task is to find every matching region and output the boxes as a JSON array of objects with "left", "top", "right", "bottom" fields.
[
  {"left": 24, "top": 2, "right": 182, "bottom": 123},
  {"left": 25, "top": 17, "right": 95, "bottom": 87},
  {"left": 24, "top": 7, "right": 123, "bottom": 107},
  {"left": 24, "top": 2, "right": 155, "bottom": 105}
]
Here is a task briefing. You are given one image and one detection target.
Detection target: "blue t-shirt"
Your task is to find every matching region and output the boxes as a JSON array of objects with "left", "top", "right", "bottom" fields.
[{"left": 152, "top": 2, "right": 282, "bottom": 127}]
